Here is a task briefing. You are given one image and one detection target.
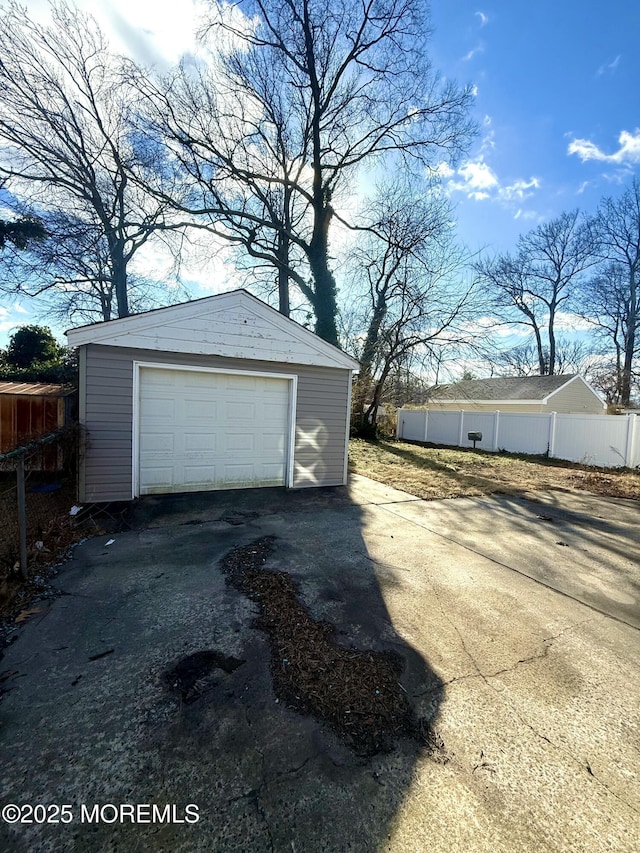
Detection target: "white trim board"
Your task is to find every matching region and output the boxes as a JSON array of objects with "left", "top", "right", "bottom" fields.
[{"left": 132, "top": 361, "right": 298, "bottom": 498}]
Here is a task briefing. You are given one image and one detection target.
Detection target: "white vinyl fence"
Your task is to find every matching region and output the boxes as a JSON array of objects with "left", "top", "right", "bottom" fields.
[{"left": 396, "top": 409, "right": 640, "bottom": 469}]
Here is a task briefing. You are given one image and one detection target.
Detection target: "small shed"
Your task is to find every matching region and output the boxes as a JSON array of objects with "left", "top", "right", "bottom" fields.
[
  {"left": 0, "top": 381, "right": 75, "bottom": 453},
  {"left": 425, "top": 374, "right": 605, "bottom": 415},
  {"left": 66, "top": 290, "right": 359, "bottom": 502}
]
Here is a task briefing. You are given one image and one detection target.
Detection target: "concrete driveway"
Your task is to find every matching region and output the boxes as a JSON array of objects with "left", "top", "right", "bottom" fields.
[{"left": 1, "top": 475, "right": 639, "bottom": 852}]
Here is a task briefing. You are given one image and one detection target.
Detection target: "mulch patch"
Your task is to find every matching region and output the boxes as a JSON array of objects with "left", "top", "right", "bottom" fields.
[{"left": 220, "top": 536, "right": 436, "bottom": 756}]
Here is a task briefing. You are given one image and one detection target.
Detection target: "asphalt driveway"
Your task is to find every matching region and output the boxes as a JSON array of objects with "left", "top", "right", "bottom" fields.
[{"left": 0, "top": 475, "right": 639, "bottom": 852}]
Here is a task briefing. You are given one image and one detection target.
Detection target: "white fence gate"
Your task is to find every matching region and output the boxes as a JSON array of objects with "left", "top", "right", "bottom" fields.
[{"left": 396, "top": 409, "right": 640, "bottom": 469}]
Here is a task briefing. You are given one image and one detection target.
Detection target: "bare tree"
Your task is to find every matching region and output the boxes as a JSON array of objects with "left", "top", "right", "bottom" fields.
[
  {"left": 0, "top": 1, "right": 179, "bottom": 321},
  {"left": 488, "top": 336, "right": 598, "bottom": 378},
  {"left": 578, "top": 262, "right": 639, "bottom": 404},
  {"left": 475, "top": 252, "right": 548, "bottom": 374},
  {"left": 476, "top": 211, "right": 594, "bottom": 374},
  {"left": 588, "top": 179, "right": 640, "bottom": 405},
  {"left": 345, "top": 184, "right": 480, "bottom": 431},
  {"left": 134, "top": 0, "right": 475, "bottom": 345}
]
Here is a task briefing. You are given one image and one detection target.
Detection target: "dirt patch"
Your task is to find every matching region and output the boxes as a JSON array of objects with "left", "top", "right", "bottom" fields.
[
  {"left": 0, "top": 479, "right": 84, "bottom": 638},
  {"left": 165, "top": 651, "right": 245, "bottom": 703},
  {"left": 0, "top": 490, "right": 121, "bottom": 643},
  {"left": 349, "top": 438, "right": 640, "bottom": 501},
  {"left": 220, "top": 536, "right": 437, "bottom": 757}
]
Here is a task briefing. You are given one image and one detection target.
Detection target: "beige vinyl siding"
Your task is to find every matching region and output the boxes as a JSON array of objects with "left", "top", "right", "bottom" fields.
[
  {"left": 546, "top": 379, "right": 605, "bottom": 414},
  {"left": 81, "top": 344, "right": 350, "bottom": 502}
]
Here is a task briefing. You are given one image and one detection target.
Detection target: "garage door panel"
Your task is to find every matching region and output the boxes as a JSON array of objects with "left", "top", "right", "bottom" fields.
[
  {"left": 184, "top": 432, "right": 217, "bottom": 452},
  {"left": 262, "top": 433, "right": 286, "bottom": 453},
  {"left": 226, "top": 401, "right": 255, "bottom": 421},
  {"left": 223, "top": 462, "right": 255, "bottom": 481},
  {"left": 226, "top": 374, "right": 258, "bottom": 391},
  {"left": 141, "top": 397, "right": 175, "bottom": 420},
  {"left": 184, "top": 399, "right": 218, "bottom": 421},
  {"left": 263, "top": 402, "right": 288, "bottom": 422},
  {"left": 143, "top": 432, "right": 175, "bottom": 453},
  {"left": 138, "top": 367, "right": 290, "bottom": 495},
  {"left": 183, "top": 465, "right": 217, "bottom": 485},
  {"left": 227, "top": 433, "right": 255, "bottom": 452},
  {"left": 143, "top": 466, "right": 174, "bottom": 489},
  {"left": 261, "top": 462, "right": 286, "bottom": 479}
]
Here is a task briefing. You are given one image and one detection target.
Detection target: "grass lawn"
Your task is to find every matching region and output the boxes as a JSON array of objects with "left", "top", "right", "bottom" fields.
[{"left": 349, "top": 438, "right": 640, "bottom": 502}]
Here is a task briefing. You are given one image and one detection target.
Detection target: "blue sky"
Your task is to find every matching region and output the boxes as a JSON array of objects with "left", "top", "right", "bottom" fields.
[
  {"left": 430, "top": 0, "right": 640, "bottom": 253},
  {"left": 1, "top": 0, "right": 638, "bottom": 347}
]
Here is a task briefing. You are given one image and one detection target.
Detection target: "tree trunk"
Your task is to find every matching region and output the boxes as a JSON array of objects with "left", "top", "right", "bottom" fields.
[
  {"left": 366, "top": 361, "right": 393, "bottom": 429},
  {"left": 352, "top": 291, "right": 388, "bottom": 416},
  {"left": 108, "top": 234, "right": 129, "bottom": 318},
  {"left": 307, "top": 212, "right": 339, "bottom": 345},
  {"left": 621, "top": 273, "right": 637, "bottom": 405},
  {"left": 276, "top": 230, "right": 290, "bottom": 317},
  {"left": 303, "top": 0, "right": 339, "bottom": 348},
  {"left": 360, "top": 292, "right": 387, "bottom": 378},
  {"left": 533, "top": 323, "right": 546, "bottom": 375},
  {"left": 547, "top": 308, "right": 556, "bottom": 375}
]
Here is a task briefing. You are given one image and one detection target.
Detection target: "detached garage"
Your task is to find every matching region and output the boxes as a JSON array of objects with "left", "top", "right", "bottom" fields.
[{"left": 66, "top": 290, "right": 359, "bottom": 502}]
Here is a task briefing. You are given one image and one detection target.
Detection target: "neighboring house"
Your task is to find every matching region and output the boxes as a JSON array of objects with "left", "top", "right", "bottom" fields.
[
  {"left": 425, "top": 374, "right": 605, "bottom": 415},
  {"left": 66, "top": 290, "right": 359, "bottom": 503},
  {"left": 0, "top": 381, "right": 76, "bottom": 453}
]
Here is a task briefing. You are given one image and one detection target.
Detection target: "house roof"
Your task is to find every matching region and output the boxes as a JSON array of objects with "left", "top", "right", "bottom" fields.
[
  {"left": 428, "top": 374, "right": 582, "bottom": 403},
  {"left": 0, "top": 381, "right": 75, "bottom": 397},
  {"left": 66, "top": 289, "right": 359, "bottom": 371}
]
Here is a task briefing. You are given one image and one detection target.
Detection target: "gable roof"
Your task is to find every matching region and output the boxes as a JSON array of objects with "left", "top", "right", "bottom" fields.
[
  {"left": 428, "top": 374, "right": 595, "bottom": 403},
  {"left": 66, "top": 289, "right": 359, "bottom": 371}
]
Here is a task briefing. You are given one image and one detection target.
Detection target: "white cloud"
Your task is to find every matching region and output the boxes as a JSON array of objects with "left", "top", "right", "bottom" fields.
[
  {"left": 0, "top": 311, "right": 29, "bottom": 338},
  {"left": 456, "top": 161, "right": 499, "bottom": 197},
  {"left": 567, "top": 129, "right": 640, "bottom": 165},
  {"left": 500, "top": 177, "right": 540, "bottom": 201},
  {"left": 554, "top": 311, "right": 594, "bottom": 332},
  {"left": 597, "top": 55, "right": 621, "bottom": 76},
  {"left": 461, "top": 43, "right": 484, "bottom": 62},
  {"left": 475, "top": 11, "right": 489, "bottom": 27},
  {"left": 514, "top": 209, "right": 541, "bottom": 222},
  {"left": 25, "top": 0, "right": 207, "bottom": 69},
  {"left": 434, "top": 161, "right": 455, "bottom": 179},
  {"left": 461, "top": 317, "right": 527, "bottom": 339},
  {"left": 479, "top": 129, "right": 496, "bottom": 154},
  {"left": 446, "top": 158, "right": 540, "bottom": 206}
]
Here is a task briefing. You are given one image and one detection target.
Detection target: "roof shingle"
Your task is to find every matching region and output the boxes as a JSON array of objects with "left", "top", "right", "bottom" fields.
[{"left": 428, "top": 375, "right": 577, "bottom": 402}]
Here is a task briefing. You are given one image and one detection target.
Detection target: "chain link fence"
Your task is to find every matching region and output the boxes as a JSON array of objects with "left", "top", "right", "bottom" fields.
[{"left": 0, "top": 426, "right": 79, "bottom": 587}]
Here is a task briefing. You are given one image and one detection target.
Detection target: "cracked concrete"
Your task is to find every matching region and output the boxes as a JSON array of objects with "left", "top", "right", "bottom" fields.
[{"left": 1, "top": 475, "right": 639, "bottom": 851}]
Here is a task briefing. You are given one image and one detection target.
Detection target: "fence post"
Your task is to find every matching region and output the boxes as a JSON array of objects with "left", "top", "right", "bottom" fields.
[
  {"left": 423, "top": 410, "right": 429, "bottom": 442},
  {"left": 624, "top": 414, "right": 636, "bottom": 467},
  {"left": 548, "top": 412, "right": 557, "bottom": 457},
  {"left": 493, "top": 411, "right": 500, "bottom": 451},
  {"left": 16, "top": 455, "right": 27, "bottom": 580},
  {"left": 458, "top": 410, "right": 465, "bottom": 447}
]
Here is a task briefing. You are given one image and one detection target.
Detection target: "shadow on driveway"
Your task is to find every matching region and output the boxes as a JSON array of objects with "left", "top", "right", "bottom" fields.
[{"left": 0, "top": 485, "right": 444, "bottom": 851}]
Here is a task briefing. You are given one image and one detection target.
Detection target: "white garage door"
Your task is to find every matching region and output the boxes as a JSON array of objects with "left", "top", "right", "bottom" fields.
[{"left": 138, "top": 367, "right": 292, "bottom": 495}]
